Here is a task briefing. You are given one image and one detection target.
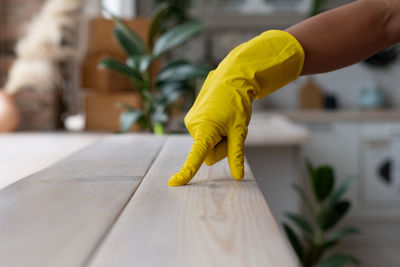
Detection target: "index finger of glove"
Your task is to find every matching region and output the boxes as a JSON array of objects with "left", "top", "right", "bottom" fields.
[{"left": 168, "top": 135, "right": 219, "bottom": 186}]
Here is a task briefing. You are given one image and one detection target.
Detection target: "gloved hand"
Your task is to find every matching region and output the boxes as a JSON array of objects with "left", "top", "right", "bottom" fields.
[{"left": 168, "top": 30, "right": 305, "bottom": 186}]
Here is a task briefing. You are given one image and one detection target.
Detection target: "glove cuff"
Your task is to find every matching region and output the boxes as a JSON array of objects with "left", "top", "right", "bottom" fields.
[
  {"left": 254, "top": 30, "right": 305, "bottom": 99},
  {"left": 219, "top": 30, "right": 305, "bottom": 100}
]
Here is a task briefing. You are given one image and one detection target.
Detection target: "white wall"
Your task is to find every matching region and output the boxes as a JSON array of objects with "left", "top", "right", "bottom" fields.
[{"left": 257, "top": 60, "right": 400, "bottom": 110}]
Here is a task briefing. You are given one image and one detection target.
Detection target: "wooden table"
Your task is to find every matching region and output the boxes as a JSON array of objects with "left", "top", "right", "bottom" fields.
[
  {"left": 0, "top": 134, "right": 299, "bottom": 267},
  {"left": 0, "top": 133, "right": 103, "bottom": 190}
]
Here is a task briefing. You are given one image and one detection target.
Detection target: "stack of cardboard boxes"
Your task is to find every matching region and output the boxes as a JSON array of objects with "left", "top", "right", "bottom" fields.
[{"left": 81, "top": 17, "right": 151, "bottom": 131}]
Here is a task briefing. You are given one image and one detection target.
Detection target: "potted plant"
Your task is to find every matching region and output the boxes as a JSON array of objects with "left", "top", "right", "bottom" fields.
[
  {"left": 283, "top": 161, "right": 359, "bottom": 267},
  {"left": 153, "top": 0, "right": 193, "bottom": 29},
  {"left": 99, "top": 4, "right": 210, "bottom": 134}
]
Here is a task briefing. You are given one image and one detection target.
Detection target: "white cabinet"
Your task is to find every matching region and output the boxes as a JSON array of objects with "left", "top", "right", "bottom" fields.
[
  {"left": 303, "top": 122, "right": 360, "bottom": 183},
  {"left": 302, "top": 122, "right": 360, "bottom": 218},
  {"left": 244, "top": 114, "right": 309, "bottom": 222},
  {"left": 360, "top": 123, "right": 400, "bottom": 214},
  {"left": 302, "top": 121, "right": 400, "bottom": 220},
  {"left": 245, "top": 146, "right": 302, "bottom": 223},
  {"left": 362, "top": 138, "right": 398, "bottom": 204},
  {"left": 297, "top": 119, "right": 400, "bottom": 267}
]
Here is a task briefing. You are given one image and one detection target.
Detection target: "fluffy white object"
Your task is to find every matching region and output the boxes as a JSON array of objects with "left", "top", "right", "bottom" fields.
[
  {"left": 16, "top": 0, "right": 83, "bottom": 60},
  {"left": 5, "top": 0, "right": 84, "bottom": 93},
  {"left": 5, "top": 59, "right": 60, "bottom": 94}
]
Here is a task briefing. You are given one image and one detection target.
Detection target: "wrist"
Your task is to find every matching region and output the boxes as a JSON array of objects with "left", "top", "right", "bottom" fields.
[
  {"left": 382, "top": 0, "right": 400, "bottom": 43},
  {"left": 248, "top": 30, "right": 305, "bottom": 99}
]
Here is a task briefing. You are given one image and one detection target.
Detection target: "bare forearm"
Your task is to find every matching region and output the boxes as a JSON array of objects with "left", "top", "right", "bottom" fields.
[{"left": 286, "top": 0, "right": 400, "bottom": 75}]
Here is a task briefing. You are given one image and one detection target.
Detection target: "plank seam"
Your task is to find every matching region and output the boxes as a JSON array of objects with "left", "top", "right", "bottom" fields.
[
  {"left": 81, "top": 138, "right": 168, "bottom": 267},
  {"left": 0, "top": 136, "right": 108, "bottom": 191}
]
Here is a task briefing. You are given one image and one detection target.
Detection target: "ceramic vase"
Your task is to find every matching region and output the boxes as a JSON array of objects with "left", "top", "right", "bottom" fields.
[{"left": 0, "top": 90, "right": 20, "bottom": 132}]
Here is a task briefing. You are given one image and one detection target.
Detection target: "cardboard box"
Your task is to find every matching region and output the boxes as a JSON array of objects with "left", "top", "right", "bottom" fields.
[
  {"left": 85, "top": 92, "right": 142, "bottom": 131},
  {"left": 81, "top": 53, "right": 133, "bottom": 92},
  {"left": 87, "top": 17, "right": 150, "bottom": 58},
  {"left": 81, "top": 18, "right": 159, "bottom": 93}
]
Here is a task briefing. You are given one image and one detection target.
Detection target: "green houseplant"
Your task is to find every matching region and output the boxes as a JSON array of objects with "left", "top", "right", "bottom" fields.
[
  {"left": 283, "top": 161, "right": 359, "bottom": 267},
  {"left": 153, "top": 0, "right": 193, "bottom": 29},
  {"left": 99, "top": 4, "right": 210, "bottom": 134}
]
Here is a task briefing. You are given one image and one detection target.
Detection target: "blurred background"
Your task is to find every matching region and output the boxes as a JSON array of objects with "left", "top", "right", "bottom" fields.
[
  {"left": 1, "top": 0, "right": 358, "bottom": 133},
  {"left": 1, "top": 0, "right": 400, "bottom": 266},
  {"left": 2, "top": 0, "right": 400, "bottom": 130}
]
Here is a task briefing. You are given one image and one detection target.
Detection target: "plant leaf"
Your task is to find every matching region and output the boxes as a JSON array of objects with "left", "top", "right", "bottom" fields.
[
  {"left": 119, "top": 108, "right": 143, "bottom": 132},
  {"left": 317, "top": 209, "right": 336, "bottom": 231},
  {"left": 151, "top": 104, "right": 168, "bottom": 124},
  {"left": 126, "top": 56, "right": 141, "bottom": 70},
  {"left": 292, "top": 184, "right": 314, "bottom": 216},
  {"left": 312, "top": 166, "right": 335, "bottom": 203},
  {"left": 333, "top": 201, "right": 351, "bottom": 216},
  {"left": 116, "top": 102, "right": 136, "bottom": 111},
  {"left": 317, "top": 201, "right": 351, "bottom": 230},
  {"left": 152, "top": 21, "right": 204, "bottom": 57},
  {"left": 159, "top": 82, "right": 186, "bottom": 104},
  {"left": 126, "top": 55, "right": 154, "bottom": 73},
  {"left": 99, "top": 58, "right": 143, "bottom": 87},
  {"left": 329, "top": 176, "right": 357, "bottom": 207},
  {"left": 323, "top": 227, "right": 359, "bottom": 250},
  {"left": 327, "top": 227, "right": 359, "bottom": 241},
  {"left": 157, "top": 60, "right": 210, "bottom": 83},
  {"left": 283, "top": 223, "right": 303, "bottom": 261},
  {"left": 315, "top": 254, "right": 359, "bottom": 267},
  {"left": 113, "top": 27, "right": 141, "bottom": 56},
  {"left": 148, "top": 3, "right": 169, "bottom": 49},
  {"left": 285, "top": 212, "right": 313, "bottom": 235},
  {"left": 103, "top": 7, "right": 147, "bottom": 55}
]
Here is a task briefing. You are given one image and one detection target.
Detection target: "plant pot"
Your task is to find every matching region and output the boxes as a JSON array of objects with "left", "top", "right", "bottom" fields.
[{"left": 0, "top": 90, "right": 20, "bottom": 132}]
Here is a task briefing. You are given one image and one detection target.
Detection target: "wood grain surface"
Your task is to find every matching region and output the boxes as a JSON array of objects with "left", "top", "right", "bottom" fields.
[
  {"left": 0, "top": 133, "right": 102, "bottom": 190},
  {"left": 27, "top": 134, "right": 166, "bottom": 182},
  {"left": 0, "top": 135, "right": 165, "bottom": 267},
  {"left": 88, "top": 136, "right": 299, "bottom": 267}
]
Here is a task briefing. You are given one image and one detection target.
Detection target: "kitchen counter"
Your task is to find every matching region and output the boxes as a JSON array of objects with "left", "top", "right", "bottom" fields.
[
  {"left": 278, "top": 109, "right": 400, "bottom": 122},
  {"left": 246, "top": 113, "right": 309, "bottom": 146}
]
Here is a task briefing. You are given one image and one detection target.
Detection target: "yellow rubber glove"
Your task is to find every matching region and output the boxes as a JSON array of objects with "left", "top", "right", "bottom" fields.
[{"left": 168, "top": 30, "right": 305, "bottom": 186}]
